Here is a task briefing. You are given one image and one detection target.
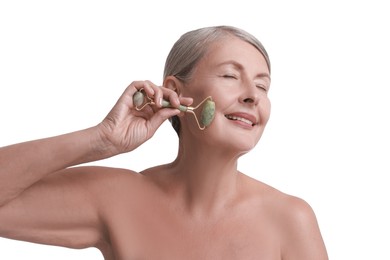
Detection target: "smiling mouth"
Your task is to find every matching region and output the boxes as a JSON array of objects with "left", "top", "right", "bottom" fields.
[{"left": 225, "top": 115, "right": 255, "bottom": 126}]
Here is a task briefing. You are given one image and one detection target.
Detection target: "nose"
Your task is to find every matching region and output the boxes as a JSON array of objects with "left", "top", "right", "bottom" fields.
[
  {"left": 240, "top": 83, "right": 259, "bottom": 105},
  {"left": 243, "top": 97, "right": 256, "bottom": 103}
]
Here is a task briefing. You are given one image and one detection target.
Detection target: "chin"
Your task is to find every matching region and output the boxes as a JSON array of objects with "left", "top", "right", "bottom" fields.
[
  {"left": 209, "top": 130, "right": 260, "bottom": 152},
  {"left": 185, "top": 117, "right": 263, "bottom": 151}
]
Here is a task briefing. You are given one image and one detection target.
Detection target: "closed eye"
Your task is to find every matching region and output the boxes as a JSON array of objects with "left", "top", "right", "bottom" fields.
[
  {"left": 222, "top": 74, "right": 238, "bottom": 79},
  {"left": 256, "top": 84, "right": 268, "bottom": 92}
]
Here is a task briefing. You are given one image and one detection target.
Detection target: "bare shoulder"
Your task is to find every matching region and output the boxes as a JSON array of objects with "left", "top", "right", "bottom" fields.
[
  {"left": 62, "top": 165, "right": 147, "bottom": 197},
  {"left": 68, "top": 165, "right": 141, "bottom": 182},
  {"left": 238, "top": 173, "right": 315, "bottom": 222},
  {"left": 239, "top": 173, "right": 328, "bottom": 259}
]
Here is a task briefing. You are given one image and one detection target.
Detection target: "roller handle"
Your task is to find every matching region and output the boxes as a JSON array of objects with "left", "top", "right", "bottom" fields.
[
  {"left": 161, "top": 100, "right": 188, "bottom": 112},
  {"left": 133, "top": 90, "right": 188, "bottom": 112}
]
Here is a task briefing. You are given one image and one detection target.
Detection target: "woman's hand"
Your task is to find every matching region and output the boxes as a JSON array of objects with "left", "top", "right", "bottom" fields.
[{"left": 97, "top": 80, "right": 192, "bottom": 155}]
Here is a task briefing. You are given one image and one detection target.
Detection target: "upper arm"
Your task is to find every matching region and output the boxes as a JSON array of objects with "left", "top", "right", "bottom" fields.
[
  {"left": 0, "top": 166, "right": 106, "bottom": 249},
  {"left": 280, "top": 196, "right": 328, "bottom": 260}
]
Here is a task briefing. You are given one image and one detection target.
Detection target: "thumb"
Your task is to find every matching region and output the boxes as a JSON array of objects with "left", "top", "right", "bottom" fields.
[{"left": 148, "top": 108, "right": 181, "bottom": 132}]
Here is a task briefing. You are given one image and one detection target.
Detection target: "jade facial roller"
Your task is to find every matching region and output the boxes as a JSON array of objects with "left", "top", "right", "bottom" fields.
[{"left": 133, "top": 89, "right": 215, "bottom": 130}]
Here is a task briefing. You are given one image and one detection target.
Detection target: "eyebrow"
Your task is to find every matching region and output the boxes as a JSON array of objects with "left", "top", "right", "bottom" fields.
[{"left": 217, "top": 60, "right": 271, "bottom": 80}]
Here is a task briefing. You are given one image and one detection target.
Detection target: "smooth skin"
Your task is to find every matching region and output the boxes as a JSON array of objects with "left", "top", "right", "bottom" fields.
[{"left": 0, "top": 36, "right": 328, "bottom": 259}]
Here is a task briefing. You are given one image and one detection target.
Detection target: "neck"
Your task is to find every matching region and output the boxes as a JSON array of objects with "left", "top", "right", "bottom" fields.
[{"left": 167, "top": 137, "right": 242, "bottom": 216}]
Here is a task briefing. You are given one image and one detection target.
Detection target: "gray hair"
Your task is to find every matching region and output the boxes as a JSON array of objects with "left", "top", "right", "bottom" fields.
[{"left": 163, "top": 25, "right": 271, "bottom": 136}]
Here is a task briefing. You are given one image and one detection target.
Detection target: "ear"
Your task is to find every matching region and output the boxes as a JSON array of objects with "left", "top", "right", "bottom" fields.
[
  {"left": 163, "top": 76, "right": 186, "bottom": 118},
  {"left": 163, "top": 76, "right": 183, "bottom": 97}
]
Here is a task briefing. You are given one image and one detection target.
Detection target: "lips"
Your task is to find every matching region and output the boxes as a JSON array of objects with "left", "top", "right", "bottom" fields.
[{"left": 225, "top": 112, "right": 258, "bottom": 127}]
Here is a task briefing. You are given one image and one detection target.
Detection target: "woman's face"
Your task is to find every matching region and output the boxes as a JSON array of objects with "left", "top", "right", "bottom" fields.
[{"left": 180, "top": 36, "right": 271, "bottom": 153}]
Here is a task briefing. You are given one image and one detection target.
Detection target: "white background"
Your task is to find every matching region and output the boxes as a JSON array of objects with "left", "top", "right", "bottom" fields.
[{"left": 0, "top": 0, "right": 389, "bottom": 259}]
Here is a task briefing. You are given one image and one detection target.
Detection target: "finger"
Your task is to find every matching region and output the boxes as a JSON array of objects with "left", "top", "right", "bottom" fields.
[
  {"left": 148, "top": 108, "right": 181, "bottom": 131},
  {"left": 123, "top": 81, "right": 159, "bottom": 110},
  {"left": 161, "top": 88, "right": 181, "bottom": 108},
  {"left": 179, "top": 97, "right": 193, "bottom": 107},
  {"left": 125, "top": 81, "right": 154, "bottom": 97},
  {"left": 137, "top": 81, "right": 156, "bottom": 97},
  {"left": 144, "top": 81, "right": 173, "bottom": 109},
  {"left": 149, "top": 83, "right": 164, "bottom": 108}
]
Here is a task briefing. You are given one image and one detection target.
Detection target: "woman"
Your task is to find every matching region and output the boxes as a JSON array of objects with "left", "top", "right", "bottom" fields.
[{"left": 0, "top": 26, "right": 328, "bottom": 259}]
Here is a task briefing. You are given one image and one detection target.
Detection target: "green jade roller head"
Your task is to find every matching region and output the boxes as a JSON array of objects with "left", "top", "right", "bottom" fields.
[{"left": 133, "top": 90, "right": 215, "bottom": 130}]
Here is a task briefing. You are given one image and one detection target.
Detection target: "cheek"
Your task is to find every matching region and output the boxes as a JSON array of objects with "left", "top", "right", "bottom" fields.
[{"left": 261, "top": 98, "right": 271, "bottom": 124}]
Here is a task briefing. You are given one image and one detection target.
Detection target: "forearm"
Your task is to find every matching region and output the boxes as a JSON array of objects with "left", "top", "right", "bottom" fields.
[
  {"left": 0, "top": 81, "right": 181, "bottom": 206},
  {"left": 0, "top": 126, "right": 113, "bottom": 206}
]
